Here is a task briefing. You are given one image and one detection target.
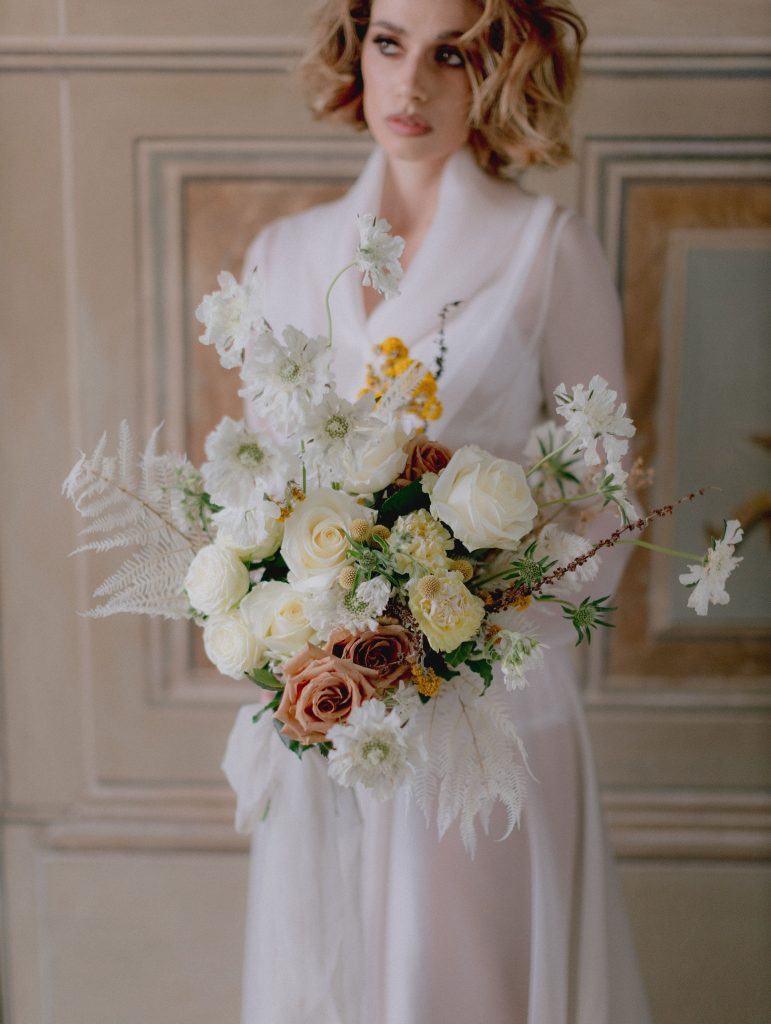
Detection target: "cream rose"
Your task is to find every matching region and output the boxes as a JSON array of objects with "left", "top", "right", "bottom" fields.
[
  {"left": 430, "top": 444, "right": 537, "bottom": 551},
  {"left": 203, "top": 612, "right": 265, "bottom": 678},
  {"left": 240, "top": 581, "right": 315, "bottom": 662},
  {"left": 341, "top": 418, "right": 413, "bottom": 494},
  {"left": 407, "top": 571, "right": 485, "bottom": 652},
  {"left": 281, "top": 488, "right": 375, "bottom": 592},
  {"left": 184, "top": 544, "right": 250, "bottom": 615}
]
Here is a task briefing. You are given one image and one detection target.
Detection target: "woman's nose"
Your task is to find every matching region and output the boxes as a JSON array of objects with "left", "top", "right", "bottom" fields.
[{"left": 396, "top": 60, "right": 428, "bottom": 107}]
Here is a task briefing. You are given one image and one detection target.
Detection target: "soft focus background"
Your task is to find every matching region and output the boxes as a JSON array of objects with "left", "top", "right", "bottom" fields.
[{"left": 1, "top": 2, "right": 770, "bottom": 1021}]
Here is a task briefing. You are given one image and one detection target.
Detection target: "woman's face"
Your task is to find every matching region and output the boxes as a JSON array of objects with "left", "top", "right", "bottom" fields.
[{"left": 360, "top": 0, "right": 480, "bottom": 169}]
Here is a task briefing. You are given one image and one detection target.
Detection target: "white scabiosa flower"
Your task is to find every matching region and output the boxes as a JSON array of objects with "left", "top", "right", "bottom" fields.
[
  {"left": 355, "top": 213, "right": 405, "bottom": 298},
  {"left": 212, "top": 501, "right": 283, "bottom": 561},
  {"left": 535, "top": 524, "right": 599, "bottom": 592},
  {"left": 195, "top": 268, "right": 263, "bottom": 369},
  {"left": 306, "top": 574, "right": 392, "bottom": 641},
  {"left": 302, "top": 392, "right": 380, "bottom": 485},
  {"left": 601, "top": 435, "right": 638, "bottom": 523},
  {"left": 239, "top": 325, "right": 333, "bottom": 430},
  {"left": 498, "top": 631, "right": 546, "bottom": 691},
  {"left": 554, "top": 376, "right": 635, "bottom": 468},
  {"left": 678, "top": 519, "right": 743, "bottom": 616},
  {"left": 327, "top": 700, "right": 422, "bottom": 798},
  {"left": 202, "top": 417, "right": 295, "bottom": 507}
]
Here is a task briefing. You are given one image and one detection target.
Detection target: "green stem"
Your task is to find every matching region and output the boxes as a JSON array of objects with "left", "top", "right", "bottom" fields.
[
  {"left": 526, "top": 435, "right": 578, "bottom": 478},
  {"left": 618, "top": 538, "right": 700, "bottom": 560},
  {"left": 537, "top": 488, "right": 602, "bottom": 510},
  {"left": 324, "top": 262, "right": 356, "bottom": 346}
]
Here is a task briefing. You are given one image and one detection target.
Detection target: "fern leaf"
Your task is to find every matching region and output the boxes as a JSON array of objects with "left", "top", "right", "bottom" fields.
[
  {"left": 410, "top": 667, "right": 529, "bottom": 857},
  {"left": 63, "top": 422, "right": 209, "bottom": 618}
]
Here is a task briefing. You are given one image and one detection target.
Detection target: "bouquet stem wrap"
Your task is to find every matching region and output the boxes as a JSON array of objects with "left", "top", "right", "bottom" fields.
[{"left": 223, "top": 707, "right": 365, "bottom": 1024}]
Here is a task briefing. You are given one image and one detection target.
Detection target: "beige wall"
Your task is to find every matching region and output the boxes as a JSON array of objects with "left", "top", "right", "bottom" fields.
[{"left": 2, "top": 3, "right": 770, "bottom": 1022}]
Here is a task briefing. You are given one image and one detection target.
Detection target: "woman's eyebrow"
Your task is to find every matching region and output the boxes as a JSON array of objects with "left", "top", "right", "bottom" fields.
[{"left": 370, "top": 19, "right": 466, "bottom": 40}]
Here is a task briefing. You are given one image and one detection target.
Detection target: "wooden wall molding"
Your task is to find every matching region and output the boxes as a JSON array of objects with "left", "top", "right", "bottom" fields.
[
  {"left": 1, "top": 34, "right": 768, "bottom": 74},
  {"left": 6, "top": 787, "right": 768, "bottom": 861}
]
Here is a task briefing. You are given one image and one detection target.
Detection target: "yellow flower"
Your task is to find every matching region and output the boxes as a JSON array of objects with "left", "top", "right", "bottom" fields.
[
  {"left": 390, "top": 509, "right": 453, "bottom": 575},
  {"left": 408, "top": 571, "right": 485, "bottom": 653},
  {"left": 412, "top": 663, "right": 443, "bottom": 697}
]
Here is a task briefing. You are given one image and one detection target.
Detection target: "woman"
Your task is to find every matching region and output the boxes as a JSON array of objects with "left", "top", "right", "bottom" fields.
[{"left": 225, "top": 1, "right": 653, "bottom": 1021}]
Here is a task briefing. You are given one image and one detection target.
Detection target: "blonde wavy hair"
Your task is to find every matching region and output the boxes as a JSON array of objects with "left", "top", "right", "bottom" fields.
[{"left": 301, "top": 0, "right": 586, "bottom": 176}]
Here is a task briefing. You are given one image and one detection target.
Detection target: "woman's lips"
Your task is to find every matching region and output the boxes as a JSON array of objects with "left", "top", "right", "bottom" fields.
[{"left": 385, "top": 114, "right": 432, "bottom": 137}]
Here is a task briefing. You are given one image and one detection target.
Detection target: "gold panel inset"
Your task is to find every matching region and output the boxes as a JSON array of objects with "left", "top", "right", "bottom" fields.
[{"left": 609, "top": 181, "right": 771, "bottom": 684}]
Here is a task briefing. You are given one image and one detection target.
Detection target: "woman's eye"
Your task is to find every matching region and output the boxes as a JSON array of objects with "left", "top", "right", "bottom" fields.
[
  {"left": 436, "top": 45, "right": 465, "bottom": 67},
  {"left": 372, "top": 34, "right": 400, "bottom": 56}
]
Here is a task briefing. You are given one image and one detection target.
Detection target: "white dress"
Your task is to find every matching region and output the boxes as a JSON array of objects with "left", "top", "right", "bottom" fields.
[{"left": 223, "top": 146, "right": 653, "bottom": 1024}]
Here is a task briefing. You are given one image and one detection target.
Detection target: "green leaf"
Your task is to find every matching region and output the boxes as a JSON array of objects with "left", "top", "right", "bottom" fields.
[
  {"left": 378, "top": 478, "right": 429, "bottom": 527},
  {"left": 272, "top": 718, "right": 309, "bottom": 759},
  {"left": 466, "top": 658, "right": 493, "bottom": 689},
  {"left": 246, "top": 667, "right": 285, "bottom": 691},
  {"left": 257, "top": 549, "right": 289, "bottom": 582},
  {"left": 252, "top": 695, "right": 280, "bottom": 723},
  {"left": 424, "top": 647, "right": 459, "bottom": 681},
  {"left": 445, "top": 640, "right": 475, "bottom": 667}
]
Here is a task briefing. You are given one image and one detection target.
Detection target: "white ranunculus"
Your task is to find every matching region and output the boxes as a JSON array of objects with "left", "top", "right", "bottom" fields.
[
  {"left": 430, "top": 444, "right": 537, "bottom": 551},
  {"left": 281, "top": 487, "right": 375, "bottom": 592},
  {"left": 184, "top": 544, "right": 250, "bottom": 615},
  {"left": 240, "top": 581, "right": 315, "bottom": 661},
  {"left": 213, "top": 501, "right": 283, "bottom": 561},
  {"left": 203, "top": 612, "right": 265, "bottom": 678},
  {"left": 342, "top": 418, "right": 413, "bottom": 494}
]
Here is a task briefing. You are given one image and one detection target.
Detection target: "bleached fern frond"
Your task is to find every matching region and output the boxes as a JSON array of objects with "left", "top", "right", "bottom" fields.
[
  {"left": 63, "top": 422, "right": 211, "bottom": 618},
  {"left": 375, "top": 361, "right": 425, "bottom": 419},
  {"left": 410, "top": 667, "right": 529, "bottom": 857}
]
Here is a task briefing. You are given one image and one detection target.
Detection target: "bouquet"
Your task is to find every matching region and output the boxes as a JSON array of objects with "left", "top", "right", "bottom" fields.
[{"left": 63, "top": 215, "right": 743, "bottom": 853}]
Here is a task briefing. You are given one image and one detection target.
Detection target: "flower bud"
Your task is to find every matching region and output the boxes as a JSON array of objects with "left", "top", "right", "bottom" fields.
[
  {"left": 350, "top": 518, "right": 372, "bottom": 543},
  {"left": 417, "top": 574, "right": 441, "bottom": 599},
  {"left": 450, "top": 558, "right": 474, "bottom": 582},
  {"left": 338, "top": 565, "right": 358, "bottom": 591}
]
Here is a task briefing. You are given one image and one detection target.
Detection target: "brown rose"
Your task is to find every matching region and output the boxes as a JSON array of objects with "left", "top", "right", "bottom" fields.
[
  {"left": 325, "top": 623, "right": 416, "bottom": 691},
  {"left": 275, "top": 643, "right": 379, "bottom": 744},
  {"left": 396, "top": 435, "right": 453, "bottom": 486}
]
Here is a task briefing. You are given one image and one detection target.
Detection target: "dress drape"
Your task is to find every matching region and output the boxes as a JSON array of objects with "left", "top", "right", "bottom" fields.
[{"left": 223, "top": 146, "right": 652, "bottom": 1024}]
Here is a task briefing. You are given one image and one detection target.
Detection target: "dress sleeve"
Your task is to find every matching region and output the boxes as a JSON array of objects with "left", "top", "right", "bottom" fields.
[{"left": 531, "top": 210, "right": 633, "bottom": 647}]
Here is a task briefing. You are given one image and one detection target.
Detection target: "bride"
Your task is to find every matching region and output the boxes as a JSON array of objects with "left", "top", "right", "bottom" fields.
[{"left": 224, "top": 1, "right": 653, "bottom": 1021}]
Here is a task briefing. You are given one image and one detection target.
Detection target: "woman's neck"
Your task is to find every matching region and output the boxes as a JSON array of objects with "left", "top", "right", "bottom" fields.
[{"left": 361, "top": 152, "right": 452, "bottom": 319}]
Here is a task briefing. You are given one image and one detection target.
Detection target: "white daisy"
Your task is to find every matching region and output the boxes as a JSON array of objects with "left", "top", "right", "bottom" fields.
[
  {"left": 355, "top": 213, "right": 405, "bottom": 298},
  {"left": 195, "top": 268, "right": 263, "bottom": 370},
  {"left": 202, "top": 417, "right": 296, "bottom": 507},
  {"left": 498, "top": 631, "right": 546, "bottom": 691},
  {"left": 679, "top": 519, "right": 743, "bottom": 616},
  {"left": 239, "top": 324, "right": 333, "bottom": 430},
  {"left": 327, "top": 700, "right": 423, "bottom": 798},
  {"left": 554, "top": 375, "right": 635, "bottom": 468},
  {"left": 305, "top": 574, "right": 392, "bottom": 641}
]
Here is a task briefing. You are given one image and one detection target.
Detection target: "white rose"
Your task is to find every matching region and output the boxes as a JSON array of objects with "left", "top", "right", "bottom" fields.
[
  {"left": 203, "top": 612, "right": 265, "bottom": 679},
  {"left": 281, "top": 488, "right": 375, "bottom": 592},
  {"left": 240, "top": 581, "right": 315, "bottom": 661},
  {"left": 184, "top": 544, "right": 250, "bottom": 615},
  {"left": 430, "top": 444, "right": 537, "bottom": 551},
  {"left": 213, "top": 502, "right": 284, "bottom": 562},
  {"left": 342, "top": 418, "right": 413, "bottom": 494}
]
